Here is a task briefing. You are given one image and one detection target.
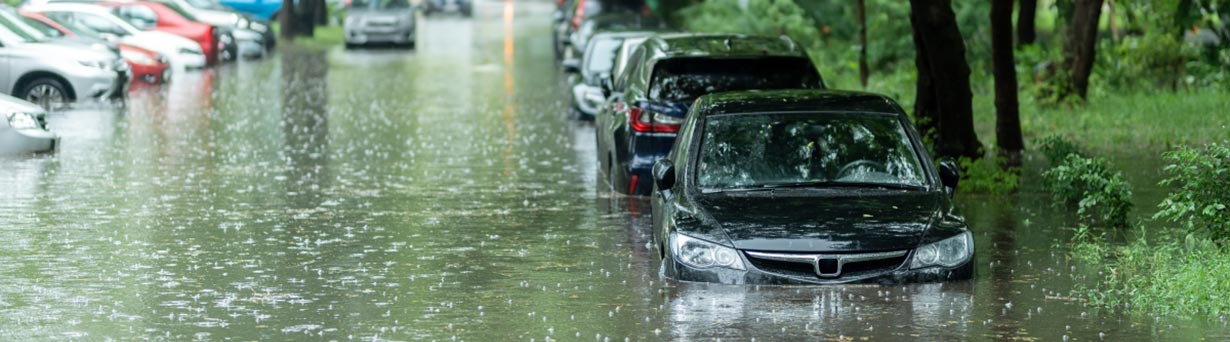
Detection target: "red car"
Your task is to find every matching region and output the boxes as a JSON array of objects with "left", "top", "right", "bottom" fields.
[
  {"left": 100, "top": 1, "right": 223, "bottom": 65},
  {"left": 21, "top": 11, "right": 171, "bottom": 86}
]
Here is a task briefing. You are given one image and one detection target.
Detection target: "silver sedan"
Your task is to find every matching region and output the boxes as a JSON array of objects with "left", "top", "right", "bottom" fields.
[{"left": 344, "top": 0, "right": 415, "bottom": 48}]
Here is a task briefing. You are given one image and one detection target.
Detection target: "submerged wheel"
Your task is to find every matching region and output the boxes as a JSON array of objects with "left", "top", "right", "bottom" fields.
[{"left": 21, "top": 78, "right": 70, "bottom": 110}]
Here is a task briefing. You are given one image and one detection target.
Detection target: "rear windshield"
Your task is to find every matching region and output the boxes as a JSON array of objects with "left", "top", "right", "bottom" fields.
[{"left": 648, "top": 57, "right": 821, "bottom": 102}]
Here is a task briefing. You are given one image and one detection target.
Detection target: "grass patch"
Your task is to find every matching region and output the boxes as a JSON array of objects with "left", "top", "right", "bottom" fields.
[
  {"left": 272, "top": 23, "right": 345, "bottom": 50},
  {"left": 1072, "top": 229, "right": 1230, "bottom": 317}
]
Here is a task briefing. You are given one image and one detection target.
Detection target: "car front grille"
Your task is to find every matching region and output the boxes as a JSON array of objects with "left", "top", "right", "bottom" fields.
[{"left": 744, "top": 250, "right": 909, "bottom": 281}]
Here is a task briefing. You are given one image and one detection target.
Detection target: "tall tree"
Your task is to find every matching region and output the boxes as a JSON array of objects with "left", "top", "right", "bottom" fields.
[
  {"left": 1062, "top": 0, "right": 1104, "bottom": 99},
  {"left": 909, "top": 0, "right": 982, "bottom": 159},
  {"left": 992, "top": 0, "right": 1024, "bottom": 163},
  {"left": 1017, "top": 0, "right": 1038, "bottom": 46},
  {"left": 280, "top": 0, "right": 296, "bottom": 39},
  {"left": 856, "top": 0, "right": 868, "bottom": 88}
]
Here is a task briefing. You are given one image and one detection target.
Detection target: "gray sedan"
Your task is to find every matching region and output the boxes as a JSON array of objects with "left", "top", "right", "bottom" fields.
[
  {"left": 344, "top": 0, "right": 415, "bottom": 49},
  {"left": 0, "top": 10, "right": 123, "bottom": 108}
]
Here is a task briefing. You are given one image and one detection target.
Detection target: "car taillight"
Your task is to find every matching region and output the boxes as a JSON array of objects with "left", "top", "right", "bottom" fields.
[
  {"left": 571, "top": 0, "right": 585, "bottom": 29},
  {"left": 629, "top": 106, "right": 681, "bottom": 133}
]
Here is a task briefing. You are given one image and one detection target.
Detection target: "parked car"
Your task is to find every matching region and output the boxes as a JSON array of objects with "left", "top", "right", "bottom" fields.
[
  {"left": 101, "top": 1, "right": 235, "bottom": 64},
  {"left": 595, "top": 34, "right": 826, "bottom": 196},
  {"left": 217, "top": 0, "right": 279, "bottom": 21},
  {"left": 563, "top": 30, "right": 657, "bottom": 119},
  {"left": 20, "top": 11, "right": 169, "bottom": 86},
  {"left": 649, "top": 89, "right": 973, "bottom": 285},
  {"left": 25, "top": 3, "right": 208, "bottom": 70},
  {"left": 0, "top": 94, "right": 58, "bottom": 154},
  {"left": 565, "top": 12, "right": 661, "bottom": 61},
  {"left": 421, "top": 0, "right": 470, "bottom": 17},
  {"left": 0, "top": 22, "right": 123, "bottom": 108},
  {"left": 344, "top": 0, "right": 415, "bottom": 49},
  {"left": 156, "top": 0, "right": 275, "bottom": 49}
]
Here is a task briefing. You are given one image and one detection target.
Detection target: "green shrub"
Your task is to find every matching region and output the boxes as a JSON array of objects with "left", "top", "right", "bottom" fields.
[
  {"left": 1037, "top": 135, "right": 1086, "bottom": 164},
  {"left": 1042, "top": 154, "right": 1133, "bottom": 227},
  {"left": 1154, "top": 143, "right": 1230, "bottom": 242},
  {"left": 956, "top": 157, "right": 1019, "bottom": 195}
]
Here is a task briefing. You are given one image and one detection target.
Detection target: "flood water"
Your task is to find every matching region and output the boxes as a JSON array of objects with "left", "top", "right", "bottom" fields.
[{"left": 3, "top": 1, "right": 1229, "bottom": 340}]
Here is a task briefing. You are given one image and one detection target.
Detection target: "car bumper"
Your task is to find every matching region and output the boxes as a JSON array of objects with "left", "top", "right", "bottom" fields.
[
  {"left": 169, "top": 52, "right": 208, "bottom": 70},
  {"left": 64, "top": 68, "right": 120, "bottom": 99},
  {"left": 621, "top": 132, "right": 675, "bottom": 195},
  {"left": 345, "top": 26, "right": 416, "bottom": 45},
  {"left": 0, "top": 128, "right": 59, "bottom": 154},
  {"left": 664, "top": 254, "right": 974, "bottom": 285},
  {"left": 130, "top": 63, "right": 169, "bottom": 85},
  {"left": 238, "top": 40, "right": 265, "bottom": 59}
]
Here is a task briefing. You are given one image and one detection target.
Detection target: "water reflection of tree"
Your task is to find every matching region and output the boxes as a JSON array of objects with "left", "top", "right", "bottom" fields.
[{"left": 281, "top": 49, "right": 331, "bottom": 208}]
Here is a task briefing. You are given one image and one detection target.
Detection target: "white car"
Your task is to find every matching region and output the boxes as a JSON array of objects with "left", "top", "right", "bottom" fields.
[
  {"left": 24, "top": 3, "right": 207, "bottom": 70},
  {"left": 0, "top": 94, "right": 58, "bottom": 154}
]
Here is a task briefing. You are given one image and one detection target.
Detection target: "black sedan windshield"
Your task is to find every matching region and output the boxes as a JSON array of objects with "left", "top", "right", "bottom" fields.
[
  {"left": 697, "top": 113, "right": 927, "bottom": 190},
  {"left": 649, "top": 57, "right": 821, "bottom": 103}
]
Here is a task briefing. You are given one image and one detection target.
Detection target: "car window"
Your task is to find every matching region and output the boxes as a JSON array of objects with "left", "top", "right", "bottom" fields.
[
  {"left": 649, "top": 57, "right": 821, "bottom": 103},
  {"left": 697, "top": 113, "right": 927, "bottom": 190},
  {"left": 0, "top": 10, "right": 46, "bottom": 42},
  {"left": 73, "top": 12, "right": 135, "bottom": 36},
  {"left": 161, "top": 2, "right": 202, "bottom": 21},
  {"left": 21, "top": 17, "right": 65, "bottom": 37},
  {"left": 113, "top": 5, "right": 159, "bottom": 29},
  {"left": 583, "top": 37, "right": 621, "bottom": 76},
  {"left": 41, "top": 13, "right": 103, "bottom": 39}
]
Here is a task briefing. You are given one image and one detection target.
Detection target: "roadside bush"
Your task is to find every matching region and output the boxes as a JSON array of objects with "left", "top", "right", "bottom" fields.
[
  {"left": 956, "top": 156, "right": 1019, "bottom": 195},
  {"left": 1042, "top": 154, "right": 1133, "bottom": 227},
  {"left": 1075, "top": 230, "right": 1230, "bottom": 317},
  {"left": 1037, "top": 135, "right": 1086, "bottom": 164},
  {"left": 1154, "top": 143, "right": 1230, "bottom": 242}
]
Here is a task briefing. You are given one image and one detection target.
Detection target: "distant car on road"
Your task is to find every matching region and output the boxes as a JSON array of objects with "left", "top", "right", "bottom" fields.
[
  {"left": 101, "top": 1, "right": 234, "bottom": 64},
  {"left": 565, "top": 12, "right": 661, "bottom": 61},
  {"left": 24, "top": 3, "right": 208, "bottom": 70},
  {"left": 553, "top": 0, "right": 643, "bottom": 60},
  {"left": 344, "top": 0, "right": 415, "bottom": 49},
  {"left": 0, "top": 94, "right": 58, "bottom": 154},
  {"left": 421, "top": 0, "right": 470, "bottom": 17},
  {"left": 650, "top": 89, "right": 973, "bottom": 285},
  {"left": 595, "top": 34, "right": 826, "bottom": 195}
]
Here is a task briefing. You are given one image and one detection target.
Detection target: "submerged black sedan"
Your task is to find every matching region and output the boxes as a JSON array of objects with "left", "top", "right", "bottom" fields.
[{"left": 649, "top": 90, "right": 973, "bottom": 285}]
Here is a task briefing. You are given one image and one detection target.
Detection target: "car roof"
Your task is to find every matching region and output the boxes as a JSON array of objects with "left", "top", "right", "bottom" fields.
[
  {"left": 692, "top": 89, "right": 904, "bottom": 117},
  {"left": 641, "top": 33, "right": 806, "bottom": 59}
]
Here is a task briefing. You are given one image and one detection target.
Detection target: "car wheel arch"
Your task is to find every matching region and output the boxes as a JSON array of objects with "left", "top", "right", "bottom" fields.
[{"left": 15, "top": 71, "right": 76, "bottom": 100}]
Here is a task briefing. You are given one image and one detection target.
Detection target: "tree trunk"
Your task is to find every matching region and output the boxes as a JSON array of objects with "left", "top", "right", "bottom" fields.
[
  {"left": 909, "top": 0, "right": 982, "bottom": 159},
  {"left": 1062, "top": 0, "right": 1103, "bottom": 100},
  {"left": 280, "top": 0, "right": 295, "bottom": 40},
  {"left": 1017, "top": 0, "right": 1037, "bottom": 46},
  {"left": 992, "top": 0, "right": 1023, "bottom": 163},
  {"left": 856, "top": 0, "right": 868, "bottom": 88},
  {"left": 1175, "top": 0, "right": 1194, "bottom": 39}
]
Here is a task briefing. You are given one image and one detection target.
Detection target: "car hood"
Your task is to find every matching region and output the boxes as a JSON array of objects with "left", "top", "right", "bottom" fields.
[
  {"left": 13, "top": 41, "right": 116, "bottom": 62},
  {"left": 0, "top": 93, "right": 47, "bottom": 113},
  {"left": 693, "top": 191, "right": 944, "bottom": 252},
  {"left": 132, "top": 31, "right": 201, "bottom": 51}
]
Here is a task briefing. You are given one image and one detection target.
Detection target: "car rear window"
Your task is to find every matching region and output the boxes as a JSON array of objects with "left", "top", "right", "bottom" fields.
[{"left": 648, "top": 57, "right": 821, "bottom": 103}]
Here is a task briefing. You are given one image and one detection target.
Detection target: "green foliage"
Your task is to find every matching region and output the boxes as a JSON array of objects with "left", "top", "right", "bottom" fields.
[
  {"left": 956, "top": 156, "right": 1020, "bottom": 195},
  {"left": 1042, "top": 154, "right": 1134, "bottom": 227},
  {"left": 1074, "top": 230, "right": 1230, "bottom": 317},
  {"left": 1037, "top": 135, "right": 1086, "bottom": 163},
  {"left": 676, "top": 0, "right": 821, "bottom": 47},
  {"left": 1154, "top": 142, "right": 1230, "bottom": 241},
  {"left": 1098, "top": 32, "right": 1200, "bottom": 91}
]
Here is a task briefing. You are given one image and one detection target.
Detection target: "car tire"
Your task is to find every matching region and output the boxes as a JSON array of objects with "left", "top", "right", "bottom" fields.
[
  {"left": 345, "top": 42, "right": 358, "bottom": 49},
  {"left": 21, "top": 77, "right": 71, "bottom": 110}
]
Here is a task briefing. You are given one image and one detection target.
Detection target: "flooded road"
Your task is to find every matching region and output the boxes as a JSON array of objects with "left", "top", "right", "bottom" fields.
[{"left": 2, "top": 1, "right": 1229, "bottom": 340}]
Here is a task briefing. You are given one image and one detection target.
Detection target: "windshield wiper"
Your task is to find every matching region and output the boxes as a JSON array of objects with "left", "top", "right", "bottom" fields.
[{"left": 758, "top": 181, "right": 924, "bottom": 191}]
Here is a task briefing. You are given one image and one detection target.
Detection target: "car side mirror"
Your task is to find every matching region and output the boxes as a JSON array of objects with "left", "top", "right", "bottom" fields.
[
  {"left": 562, "top": 58, "right": 580, "bottom": 73},
  {"left": 653, "top": 159, "right": 676, "bottom": 192},
  {"left": 938, "top": 159, "right": 960, "bottom": 197}
]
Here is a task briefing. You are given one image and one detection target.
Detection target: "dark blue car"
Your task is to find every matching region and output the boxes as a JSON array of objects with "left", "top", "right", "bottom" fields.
[{"left": 595, "top": 33, "right": 825, "bottom": 195}]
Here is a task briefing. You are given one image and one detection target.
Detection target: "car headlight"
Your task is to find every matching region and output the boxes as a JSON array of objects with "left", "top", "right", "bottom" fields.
[
  {"left": 121, "top": 49, "right": 155, "bottom": 65},
  {"left": 672, "top": 233, "right": 745, "bottom": 270},
  {"left": 77, "top": 60, "right": 108, "bottom": 69},
  {"left": 909, "top": 231, "right": 973, "bottom": 269},
  {"left": 6, "top": 112, "right": 41, "bottom": 130},
  {"left": 237, "top": 17, "right": 249, "bottom": 28}
]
